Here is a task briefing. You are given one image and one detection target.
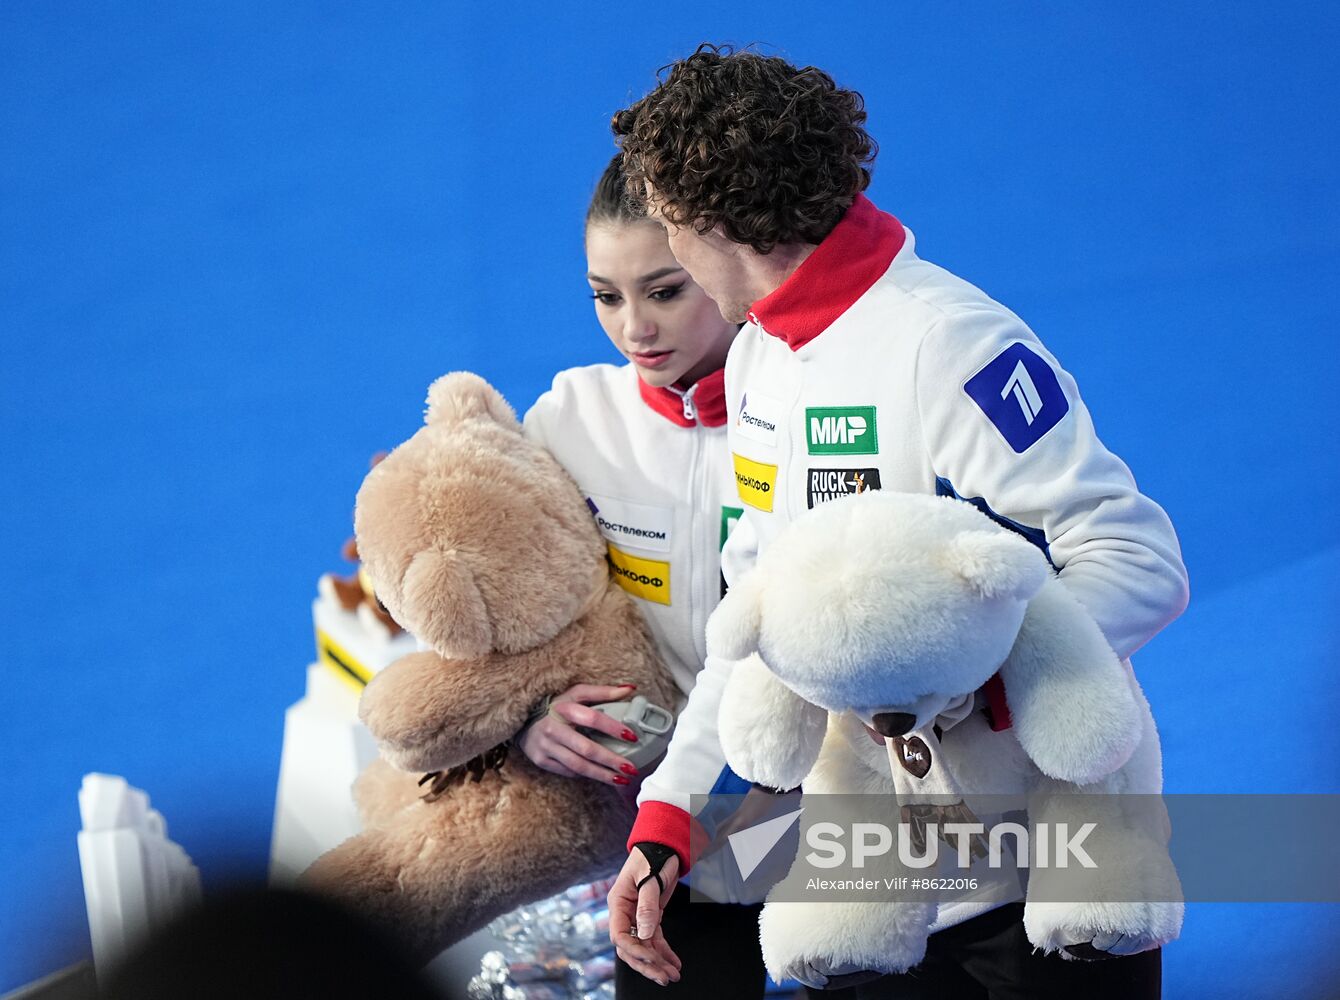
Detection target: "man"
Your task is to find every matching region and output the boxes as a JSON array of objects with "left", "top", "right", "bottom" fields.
[{"left": 606, "top": 46, "right": 1188, "bottom": 998}]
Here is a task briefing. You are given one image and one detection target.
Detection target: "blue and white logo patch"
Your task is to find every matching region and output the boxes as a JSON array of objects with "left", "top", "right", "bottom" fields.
[{"left": 963, "top": 343, "right": 1069, "bottom": 453}]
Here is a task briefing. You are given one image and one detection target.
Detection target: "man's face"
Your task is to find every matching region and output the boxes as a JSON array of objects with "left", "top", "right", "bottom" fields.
[{"left": 645, "top": 189, "right": 756, "bottom": 324}]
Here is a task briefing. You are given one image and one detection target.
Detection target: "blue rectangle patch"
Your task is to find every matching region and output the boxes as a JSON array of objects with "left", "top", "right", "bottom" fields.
[{"left": 963, "top": 343, "right": 1069, "bottom": 453}]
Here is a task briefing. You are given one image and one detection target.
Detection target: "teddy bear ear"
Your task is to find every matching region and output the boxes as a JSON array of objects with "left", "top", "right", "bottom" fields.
[
  {"left": 400, "top": 547, "right": 494, "bottom": 658},
  {"left": 705, "top": 572, "right": 765, "bottom": 661},
  {"left": 424, "top": 372, "right": 520, "bottom": 432},
  {"left": 944, "top": 529, "right": 1049, "bottom": 601}
]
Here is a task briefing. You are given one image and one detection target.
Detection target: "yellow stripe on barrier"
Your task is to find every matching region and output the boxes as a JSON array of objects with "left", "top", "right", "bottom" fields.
[{"left": 316, "top": 625, "right": 374, "bottom": 691}]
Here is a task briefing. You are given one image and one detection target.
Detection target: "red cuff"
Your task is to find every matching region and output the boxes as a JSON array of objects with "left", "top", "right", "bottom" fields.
[{"left": 627, "top": 801, "right": 704, "bottom": 875}]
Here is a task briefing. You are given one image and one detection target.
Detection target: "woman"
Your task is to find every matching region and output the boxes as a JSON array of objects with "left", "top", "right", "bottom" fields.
[{"left": 518, "top": 154, "right": 771, "bottom": 998}]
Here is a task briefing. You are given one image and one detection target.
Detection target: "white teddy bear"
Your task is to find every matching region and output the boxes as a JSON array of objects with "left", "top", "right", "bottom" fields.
[{"left": 708, "top": 491, "right": 1182, "bottom": 988}]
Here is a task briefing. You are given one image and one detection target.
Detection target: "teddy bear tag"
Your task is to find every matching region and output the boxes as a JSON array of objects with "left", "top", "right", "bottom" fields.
[{"left": 893, "top": 735, "right": 932, "bottom": 779}]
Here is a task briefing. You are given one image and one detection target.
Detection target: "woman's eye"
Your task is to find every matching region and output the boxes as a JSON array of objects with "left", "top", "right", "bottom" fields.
[
  {"left": 649, "top": 284, "right": 684, "bottom": 302},
  {"left": 591, "top": 291, "right": 620, "bottom": 306}
]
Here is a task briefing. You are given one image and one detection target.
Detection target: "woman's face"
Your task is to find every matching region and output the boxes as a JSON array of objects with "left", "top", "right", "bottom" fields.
[{"left": 585, "top": 220, "right": 738, "bottom": 390}]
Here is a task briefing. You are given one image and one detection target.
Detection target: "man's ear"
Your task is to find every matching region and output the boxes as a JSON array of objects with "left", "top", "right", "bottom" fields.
[
  {"left": 705, "top": 571, "right": 766, "bottom": 661},
  {"left": 943, "top": 529, "right": 1049, "bottom": 602}
]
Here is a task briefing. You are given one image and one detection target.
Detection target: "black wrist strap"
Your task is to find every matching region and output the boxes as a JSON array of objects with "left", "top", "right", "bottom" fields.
[{"left": 632, "top": 841, "right": 677, "bottom": 894}]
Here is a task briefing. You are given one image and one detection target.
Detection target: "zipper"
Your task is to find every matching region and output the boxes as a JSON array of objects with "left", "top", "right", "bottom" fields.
[
  {"left": 681, "top": 384, "right": 698, "bottom": 423},
  {"left": 686, "top": 422, "right": 704, "bottom": 666}
]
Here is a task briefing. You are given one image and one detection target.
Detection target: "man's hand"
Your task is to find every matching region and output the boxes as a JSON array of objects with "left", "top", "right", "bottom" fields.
[
  {"left": 608, "top": 846, "right": 683, "bottom": 986},
  {"left": 1063, "top": 931, "right": 1162, "bottom": 960},
  {"left": 516, "top": 683, "right": 640, "bottom": 785}
]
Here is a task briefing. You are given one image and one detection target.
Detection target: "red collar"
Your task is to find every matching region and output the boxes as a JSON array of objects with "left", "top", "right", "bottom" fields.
[
  {"left": 637, "top": 367, "right": 727, "bottom": 428},
  {"left": 746, "top": 194, "right": 906, "bottom": 350}
]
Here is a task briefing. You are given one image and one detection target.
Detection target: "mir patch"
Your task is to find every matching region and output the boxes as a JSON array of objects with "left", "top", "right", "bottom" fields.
[{"left": 963, "top": 343, "right": 1069, "bottom": 453}]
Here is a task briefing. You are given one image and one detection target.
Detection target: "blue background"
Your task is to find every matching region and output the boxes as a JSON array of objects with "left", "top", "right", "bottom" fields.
[{"left": 3, "top": 3, "right": 1337, "bottom": 995}]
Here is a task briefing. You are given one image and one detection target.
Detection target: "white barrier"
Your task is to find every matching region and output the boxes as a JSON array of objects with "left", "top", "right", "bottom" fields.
[
  {"left": 76, "top": 774, "right": 201, "bottom": 978},
  {"left": 267, "top": 595, "right": 414, "bottom": 883}
]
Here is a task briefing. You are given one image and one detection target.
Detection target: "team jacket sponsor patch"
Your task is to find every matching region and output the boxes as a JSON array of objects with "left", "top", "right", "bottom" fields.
[
  {"left": 806, "top": 406, "right": 878, "bottom": 455},
  {"left": 585, "top": 493, "right": 672, "bottom": 553},
  {"left": 719, "top": 505, "right": 743, "bottom": 599},
  {"left": 606, "top": 543, "right": 671, "bottom": 605},
  {"left": 806, "top": 467, "right": 882, "bottom": 508},
  {"left": 963, "top": 343, "right": 1069, "bottom": 453},
  {"left": 720, "top": 505, "right": 743, "bottom": 549},
  {"left": 732, "top": 453, "right": 777, "bottom": 512},
  {"left": 735, "top": 392, "right": 783, "bottom": 447}
]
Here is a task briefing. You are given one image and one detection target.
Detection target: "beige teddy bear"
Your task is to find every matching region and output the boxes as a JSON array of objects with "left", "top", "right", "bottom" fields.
[{"left": 301, "top": 373, "right": 678, "bottom": 963}]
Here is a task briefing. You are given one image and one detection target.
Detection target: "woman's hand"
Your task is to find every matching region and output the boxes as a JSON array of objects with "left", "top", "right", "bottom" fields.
[{"left": 515, "top": 683, "right": 642, "bottom": 785}]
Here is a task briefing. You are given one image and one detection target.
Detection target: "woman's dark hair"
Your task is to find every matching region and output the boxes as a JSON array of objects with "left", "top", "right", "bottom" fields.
[
  {"left": 612, "top": 44, "right": 877, "bottom": 253},
  {"left": 585, "top": 153, "right": 648, "bottom": 228}
]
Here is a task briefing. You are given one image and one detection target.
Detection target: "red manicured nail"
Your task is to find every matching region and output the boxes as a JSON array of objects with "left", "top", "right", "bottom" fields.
[
  {"left": 618, "top": 684, "right": 637, "bottom": 690},
  {"left": 622, "top": 729, "right": 638, "bottom": 742},
  {"left": 621, "top": 762, "right": 638, "bottom": 775},
  {"left": 613, "top": 776, "right": 630, "bottom": 785}
]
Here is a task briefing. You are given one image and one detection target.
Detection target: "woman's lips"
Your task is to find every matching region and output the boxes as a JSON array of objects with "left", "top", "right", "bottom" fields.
[{"left": 632, "top": 350, "right": 673, "bottom": 370}]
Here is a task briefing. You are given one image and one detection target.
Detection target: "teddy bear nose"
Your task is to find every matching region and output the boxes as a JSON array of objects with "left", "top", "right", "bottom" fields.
[{"left": 870, "top": 712, "right": 918, "bottom": 738}]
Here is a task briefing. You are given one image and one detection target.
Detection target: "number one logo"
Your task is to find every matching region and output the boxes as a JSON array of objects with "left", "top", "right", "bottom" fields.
[{"left": 1001, "top": 359, "right": 1044, "bottom": 425}]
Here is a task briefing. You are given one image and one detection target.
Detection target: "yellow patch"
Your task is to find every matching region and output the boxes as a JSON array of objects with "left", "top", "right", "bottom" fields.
[
  {"left": 315, "top": 625, "right": 374, "bottom": 691},
  {"left": 733, "top": 452, "right": 778, "bottom": 512},
  {"left": 606, "top": 544, "right": 671, "bottom": 605}
]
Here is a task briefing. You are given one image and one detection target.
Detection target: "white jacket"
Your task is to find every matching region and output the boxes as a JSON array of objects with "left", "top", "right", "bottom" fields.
[
  {"left": 630, "top": 195, "right": 1190, "bottom": 907},
  {"left": 522, "top": 362, "right": 745, "bottom": 705}
]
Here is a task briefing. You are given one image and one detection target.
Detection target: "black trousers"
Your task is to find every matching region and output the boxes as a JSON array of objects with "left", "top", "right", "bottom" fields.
[
  {"left": 614, "top": 883, "right": 768, "bottom": 999},
  {"left": 806, "top": 902, "right": 1161, "bottom": 1000}
]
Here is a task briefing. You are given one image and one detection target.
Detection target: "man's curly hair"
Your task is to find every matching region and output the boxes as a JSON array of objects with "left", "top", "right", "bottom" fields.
[{"left": 612, "top": 45, "right": 877, "bottom": 254}]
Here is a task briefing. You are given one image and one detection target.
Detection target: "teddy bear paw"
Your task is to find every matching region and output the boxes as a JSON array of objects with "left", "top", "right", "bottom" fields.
[
  {"left": 760, "top": 899, "right": 931, "bottom": 988},
  {"left": 1024, "top": 899, "right": 1182, "bottom": 961}
]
